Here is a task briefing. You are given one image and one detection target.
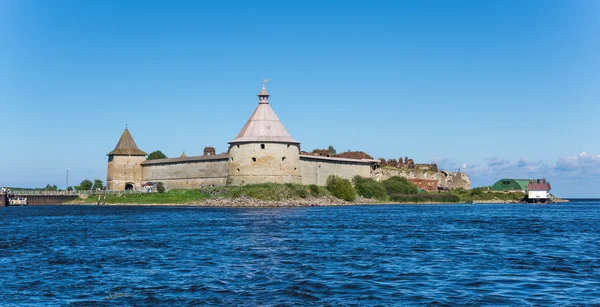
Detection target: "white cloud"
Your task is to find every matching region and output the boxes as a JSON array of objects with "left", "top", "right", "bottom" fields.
[
  {"left": 555, "top": 152, "right": 600, "bottom": 173},
  {"left": 517, "top": 157, "right": 548, "bottom": 172},
  {"left": 434, "top": 151, "right": 600, "bottom": 180},
  {"left": 486, "top": 157, "right": 516, "bottom": 172}
]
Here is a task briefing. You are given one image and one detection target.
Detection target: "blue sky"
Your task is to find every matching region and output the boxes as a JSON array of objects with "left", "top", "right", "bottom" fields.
[{"left": 1, "top": 1, "right": 598, "bottom": 197}]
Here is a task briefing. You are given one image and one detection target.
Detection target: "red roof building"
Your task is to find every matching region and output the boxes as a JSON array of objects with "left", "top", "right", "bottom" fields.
[{"left": 527, "top": 183, "right": 551, "bottom": 191}]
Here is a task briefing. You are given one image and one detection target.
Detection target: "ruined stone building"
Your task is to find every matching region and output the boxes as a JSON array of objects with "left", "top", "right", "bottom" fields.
[{"left": 106, "top": 84, "right": 470, "bottom": 191}]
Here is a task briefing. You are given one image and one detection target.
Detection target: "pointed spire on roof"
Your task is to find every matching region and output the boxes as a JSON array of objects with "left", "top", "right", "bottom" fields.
[
  {"left": 107, "top": 127, "right": 147, "bottom": 156},
  {"left": 180, "top": 150, "right": 187, "bottom": 158},
  {"left": 258, "top": 79, "right": 270, "bottom": 104},
  {"left": 229, "top": 81, "right": 299, "bottom": 144}
]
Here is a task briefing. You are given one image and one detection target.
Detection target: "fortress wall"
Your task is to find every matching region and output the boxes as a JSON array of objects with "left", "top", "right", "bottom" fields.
[
  {"left": 141, "top": 159, "right": 229, "bottom": 190},
  {"left": 300, "top": 157, "right": 373, "bottom": 186},
  {"left": 372, "top": 168, "right": 471, "bottom": 190},
  {"left": 228, "top": 143, "right": 302, "bottom": 185}
]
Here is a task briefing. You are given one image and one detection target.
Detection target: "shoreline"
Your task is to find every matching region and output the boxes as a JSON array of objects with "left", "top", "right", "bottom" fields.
[{"left": 62, "top": 196, "right": 567, "bottom": 207}]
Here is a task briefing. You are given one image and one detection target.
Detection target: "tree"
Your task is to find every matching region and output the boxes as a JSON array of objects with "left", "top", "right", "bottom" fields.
[
  {"left": 352, "top": 176, "right": 387, "bottom": 200},
  {"left": 44, "top": 184, "right": 57, "bottom": 191},
  {"left": 325, "top": 175, "right": 356, "bottom": 201},
  {"left": 156, "top": 182, "right": 165, "bottom": 193},
  {"left": 76, "top": 179, "right": 93, "bottom": 191},
  {"left": 92, "top": 179, "right": 104, "bottom": 190},
  {"left": 327, "top": 145, "right": 337, "bottom": 155},
  {"left": 147, "top": 150, "right": 168, "bottom": 160},
  {"left": 382, "top": 176, "right": 418, "bottom": 195}
]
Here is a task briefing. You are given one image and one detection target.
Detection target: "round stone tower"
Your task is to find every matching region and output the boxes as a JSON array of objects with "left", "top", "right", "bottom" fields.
[
  {"left": 106, "top": 128, "right": 147, "bottom": 190},
  {"left": 227, "top": 83, "right": 302, "bottom": 185}
]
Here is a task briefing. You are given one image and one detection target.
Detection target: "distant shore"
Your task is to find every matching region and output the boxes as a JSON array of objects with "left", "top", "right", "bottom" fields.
[
  {"left": 69, "top": 196, "right": 360, "bottom": 207},
  {"left": 66, "top": 196, "right": 567, "bottom": 207}
]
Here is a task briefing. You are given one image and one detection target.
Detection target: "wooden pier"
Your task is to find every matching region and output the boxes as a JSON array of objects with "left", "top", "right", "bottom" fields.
[
  {"left": 1, "top": 192, "right": 79, "bottom": 206},
  {"left": 1, "top": 190, "right": 142, "bottom": 206}
]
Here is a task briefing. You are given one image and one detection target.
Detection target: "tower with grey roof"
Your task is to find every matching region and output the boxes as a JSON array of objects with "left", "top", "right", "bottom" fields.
[{"left": 226, "top": 84, "right": 302, "bottom": 185}]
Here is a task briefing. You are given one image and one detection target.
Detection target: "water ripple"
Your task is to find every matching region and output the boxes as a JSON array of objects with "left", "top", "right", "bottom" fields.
[{"left": 1, "top": 203, "right": 600, "bottom": 305}]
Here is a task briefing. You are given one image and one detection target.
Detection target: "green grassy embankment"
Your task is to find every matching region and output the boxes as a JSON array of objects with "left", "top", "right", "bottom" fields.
[
  {"left": 388, "top": 193, "right": 460, "bottom": 203},
  {"left": 69, "top": 183, "right": 332, "bottom": 205},
  {"left": 449, "top": 188, "right": 525, "bottom": 203},
  {"left": 68, "top": 180, "right": 533, "bottom": 205}
]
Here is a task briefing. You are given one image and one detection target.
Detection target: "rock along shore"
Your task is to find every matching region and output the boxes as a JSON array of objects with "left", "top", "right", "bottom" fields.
[
  {"left": 74, "top": 196, "right": 355, "bottom": 207},
  {"left": 68, "top": 196, "right": 564, "bottom": 207},
  {"left": 70, "top": 196, "right": 475, "bottom": 207}
]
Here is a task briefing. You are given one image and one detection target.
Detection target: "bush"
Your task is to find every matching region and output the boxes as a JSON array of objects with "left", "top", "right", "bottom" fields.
[
  {"left": 229, "top": 189, "right": 242, "bottom": 198},
  {"left": 454, "top": 188, "right": 467, "bottom": 194},
  {"left": 390, "top": 193, "right": 459, "bottom": 203},
  {"left": 352, "top": 176, "right": 387, "bottom": 200},
  {"left": 286, "top": 183, "right": 309, "bottom": 198},
  {"left": 325, "top": 175, "right": 356, "bottom": 201},
  {"left": 156, "top": 182, "right": 165, "bottom": 193},
  {"left": 309, "top": 184, "right": 330, "bottom": 197},
  {"left": 470, "top": 187, "right": 485, "bottom": 196},
  {"left": 309, "top": 184, "right": 320, "bottom": 196},
  {"left": 382, "top": 176, "right": 418, "bottom": 195}
]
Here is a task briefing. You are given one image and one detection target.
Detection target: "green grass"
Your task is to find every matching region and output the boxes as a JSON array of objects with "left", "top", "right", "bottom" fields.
[
  {"left": 69, "top": 183, "right": 529, "bottom": 205},
  {"left": 389, "top": 193, "right": 460, "bottom": 203},
  {"left": 71, "top": 183, "right": 332, "bottom": 204},
  {"left": 228, "top": 183, "right": 331, "bottom": 201},
  {"left": 450, "top": 188, "right": 525, "bottom": 202},
  {"left": 74, "top": 189, "right": 213, "bottom": 204}
]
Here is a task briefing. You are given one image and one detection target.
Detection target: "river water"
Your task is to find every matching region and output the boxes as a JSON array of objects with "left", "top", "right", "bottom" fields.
[{"left": 1, "top": 203, "right": 599, "bottom": 306}]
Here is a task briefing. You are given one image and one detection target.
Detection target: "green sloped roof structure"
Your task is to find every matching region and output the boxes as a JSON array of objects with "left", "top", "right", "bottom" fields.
[
  {"left": 491, "top": 179, "right": 532, "bottom": 191},
  {"left": 107, "top": 128, "right": 147, "bottom": 156}
]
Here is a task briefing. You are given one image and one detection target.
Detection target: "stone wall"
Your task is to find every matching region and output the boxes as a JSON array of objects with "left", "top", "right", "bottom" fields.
[
  {"left": 106, "top": 155, "right": 146, "bottom": 191},
  {"left": 227, "top": 143, "right": 302, "bottom": 186},
  {"left": 300, "top": 156, "right": 373, "bottom": 186},
  {"left": 141, "top": 158, "right": 229, "bottom": 190},
  {"left": 372, "top": 167, "right": 470, "bottom": 190}
]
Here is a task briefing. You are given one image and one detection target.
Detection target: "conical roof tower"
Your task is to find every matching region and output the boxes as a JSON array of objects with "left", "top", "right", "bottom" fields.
[
  {"left": 229, "top": 84, "right": 299, "bottom": 144},
  {"left": 227, "top": 82, "right": 302, "bottom": 186},
  {"left": 107, "top": 128, "right": 147, "bottom": 156}
]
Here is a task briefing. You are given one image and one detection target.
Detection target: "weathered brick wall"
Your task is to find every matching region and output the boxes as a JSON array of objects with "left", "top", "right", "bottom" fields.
[
  {"left": 300, "top": 158, "right": 373, "bottom": 186},
  {"left": 106, "top": 155, "right": 146, "bottom": 190},
  {"left": 142, "top": 159, "right": 229, "bottom": 190},
  {"left": 227, "top": 143, "right": 302, "bottom": 186}
]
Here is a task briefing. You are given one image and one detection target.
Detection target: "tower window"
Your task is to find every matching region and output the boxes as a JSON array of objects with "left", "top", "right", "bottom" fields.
[
  {"left": 261, "top": 144, "right": 265, "bottom": 149},
  {"left": 231, "top": 157, "right": 234, "bottom": 161},
  {"left": 237, "top": 145, "right": 240, "bottom": 149},
  {"left": 237, "top": 168, "right": 240, "bottom": 172},
  {"left": 282, "top": 157, "right": 286, "bottom": 162},
  {"left": 252, "top": 157, "right": 256, "bottom": 162}
]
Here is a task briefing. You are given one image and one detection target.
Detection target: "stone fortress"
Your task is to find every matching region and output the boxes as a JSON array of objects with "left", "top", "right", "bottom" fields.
[{"left": 106, "top": 83, "right": 470, "bottom": 191}]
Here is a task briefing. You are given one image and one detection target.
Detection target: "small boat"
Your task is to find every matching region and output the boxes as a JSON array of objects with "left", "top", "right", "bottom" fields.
[{"left": 8, "top": 197, "right": 28, "bottom": 206}]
